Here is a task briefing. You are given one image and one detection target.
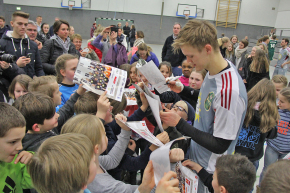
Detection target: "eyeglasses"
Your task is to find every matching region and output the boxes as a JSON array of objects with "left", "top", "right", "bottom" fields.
[
  {"left": 171, "top": 104, "right": 188, "bottom": 115},
  {"left": 27, "top": 29, "right": 37, "bottom": 32}
]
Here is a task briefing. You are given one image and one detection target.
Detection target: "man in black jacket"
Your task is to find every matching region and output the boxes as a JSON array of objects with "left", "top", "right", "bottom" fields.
[
  {"left": 161, "top": 22, "right": 185, "bottom": 76},
  {"left": 0, "top": 11, "right": 44, "bottom": 102}
]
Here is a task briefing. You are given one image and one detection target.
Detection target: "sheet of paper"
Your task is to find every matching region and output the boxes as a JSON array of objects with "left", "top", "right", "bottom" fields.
[
  {"left": 125, "top": 121, "right": 164, "bottom": 147},
  {"left": 144, "top": 93, "right": 164, "bottom": 132},
  {"left": 123, "top": 88, "right": 137, "bottom": 106},
  {"left": 137, "top": 60, "right": 168, "bottom": 94},
  {"left": 143, "top": 84, "right": 162, "bottom": 111},
  {"left": 283, "top": 153, "right": 290, "bottom": 160},
  {"left": 175, "top": 162, "right": 199, "bottom": 193},
  {"left": 73, "top": 57, "right": 127, "bottom": 101}
]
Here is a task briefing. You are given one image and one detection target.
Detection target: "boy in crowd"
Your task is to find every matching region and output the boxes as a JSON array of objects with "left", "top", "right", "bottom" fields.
[
  {"left": 28, "top": 133, "right": 97, "bottom": 193},
  {"left": 28, "top": 75, "right": 85, "bottom": 134},
  {"left": 182, "top": 154, "right": 256, "bottom": 193},
  {"left": 160, "top": 20, "right": 247, "bottom": 193},
  {"left": 260, "top": 159, "right": 290, "bottom": 193},
  {"left": 273, "top": 38, "right": 290, "bottom": 76},
  {"left": 268, "top": 35, "right": 277, "bottom": 61},
  {"left": 0, "top": 16, "right": 11, "bottom": 39},
  {"left": 13, "top": 92, "right": 59, "bottom": 152},
  {"left": 0, "top": 103, "right": 33, "bottom": 193}
]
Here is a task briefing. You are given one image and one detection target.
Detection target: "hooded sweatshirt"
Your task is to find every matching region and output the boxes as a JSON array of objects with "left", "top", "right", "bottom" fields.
[
  {"left": 0, "top": 156, "right": 32, "bottom": 193},
  {"left": 0, "top": 31, "right": 45, "bottom": 78}
]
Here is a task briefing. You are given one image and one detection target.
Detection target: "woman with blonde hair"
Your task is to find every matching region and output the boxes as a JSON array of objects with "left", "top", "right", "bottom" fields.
[
  {"left": 217, "top": 36, "right": 230, "bottom": 58},
  {"left": 130, "top": 43, "right": 159, "bottom": 66},
  {"left": 235, "top": 78, "right": 279, "bottom": 173},
  {"left": 230, "top": 35, "right": 239, "bottom": 49},
  {"left": 225, "top": 42, "right": 235, "bottom": 64},
  {"left": 246, "top": 49, "right": 270, "bottom": 90}
]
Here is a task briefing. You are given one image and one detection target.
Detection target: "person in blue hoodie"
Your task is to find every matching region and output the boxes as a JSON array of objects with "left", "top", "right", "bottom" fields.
[
  {"left": 0, "top": 16, "right": 11, "bottom": 39},
  {"left": 130, "top": 43, "right": 159, "bottom": 67}
]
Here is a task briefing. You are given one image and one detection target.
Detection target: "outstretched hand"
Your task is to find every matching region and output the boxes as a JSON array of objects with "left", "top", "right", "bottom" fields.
[
  {"left": 156, "top": 171, "right": 180, "bottom": 193},
  {"left": 96, "top": 91, "right": 111, "bottom": 120},
  {"left": 160, "top": 104, "right": 181, "bottom": 127},
  {"left": 115, "top": 113, "right": 131, "bottom": 131},
  {"left": 169, "top": 148, "right": 184, "bottom": 163},
  {"left": 138, "top": 160, "right": 156, "bottom": 193}
]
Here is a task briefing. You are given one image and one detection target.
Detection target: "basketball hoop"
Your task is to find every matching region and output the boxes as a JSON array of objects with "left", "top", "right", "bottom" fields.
[
  {"left": 184, "top": 14, "right": 189, "bottom": 19},
  {"left": 69, "top": 5, "right": 73, "bottom": 10}
]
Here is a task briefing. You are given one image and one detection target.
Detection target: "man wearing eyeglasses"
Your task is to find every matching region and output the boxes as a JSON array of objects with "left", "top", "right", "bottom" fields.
[{"left": 26, "top": 20, "right": 43, "bottom": 50}]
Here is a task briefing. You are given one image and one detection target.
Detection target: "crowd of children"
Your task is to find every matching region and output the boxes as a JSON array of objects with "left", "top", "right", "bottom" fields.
[{"left": 2, "top": 12, "right": 290, "bottom": 193}]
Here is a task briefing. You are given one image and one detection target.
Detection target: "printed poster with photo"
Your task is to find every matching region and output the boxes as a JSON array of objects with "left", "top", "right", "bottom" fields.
[
  {"left": 124, "top": 88, "right": 137, "bottom": 106},
  {"left": 73, "top": 57, "right": 127, "bottom": 102},
  {"left": 175, "top": 162, "right": 199, "bottom": 193}
]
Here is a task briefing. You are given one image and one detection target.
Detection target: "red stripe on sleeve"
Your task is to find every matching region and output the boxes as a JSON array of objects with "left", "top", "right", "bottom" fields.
[
  {"left": 228, "top": 71, "right": 232, "bottom": 110},
  {"left": 221, "top": 74, "right": 224, "bottom": 107},
  {"left": 225, "top": 73, "right": 228, "bottom": 109}
]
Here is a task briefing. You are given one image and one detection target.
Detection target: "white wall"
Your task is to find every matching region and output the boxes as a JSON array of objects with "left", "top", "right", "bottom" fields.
[
  {"left": 275, "top": 0, "right": 290, "bottom": 37},
  {"left": 239, "top": 0, "right": 279, "bottom": 26},
  {"left": 3, "top": 0, "right": 280, "bottom": 27}
]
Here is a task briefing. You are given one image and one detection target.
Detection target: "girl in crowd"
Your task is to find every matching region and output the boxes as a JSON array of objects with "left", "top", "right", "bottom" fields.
[
  {"left": 8, "top": 74, "right": 32, "bottom": 101},
  {"left": 130, "top": 43, "right": 159, "bottom": 67},
  {"left": 69, "top": 25, "right": 75, "bottom": 38},
  {"left": 235, "top": 39, "right": 249, "bottom": 76},
  {"left": 260, "top": 87, "right": 290, "bottom": 185},
  {"left": 225, "top": 42, "right": 235, "bottom": 65},
  {"left": 71, "top": 34, "right": 99, "bottom": 61},
  {"left": 241, "top": 46, "right": 261, "bottom": 83},
  {"left": 41, "top": 20, "right": 80, "bottom": 75},
  {"left": 133, "top": 31, "right": 145, "bottom": 48},
  {"left": 235, "top": 79, "right": 278, "bottom": 171},
  {"left": 245, "top": 49, "right": 270, "bottom": 90},
  {"left": 92, "top": 26, "right": 118, "bottom": 63},
  {"left": 36, "top": 23, "right": 50, "bottom": 45},
  {"left": 230, "top": 35, "right": 239, "bottom": 49},
  {"left": 159, "top": 61, "right": 172, "bottom": 78},
  {"left": 156, "top": 68, "right": 206, "bottom": 110},
  {"left": 128, "top": 30, "right": 145, "bottom": 61},
  {"left": 258, "top": 43, "right": 270, "bottom": 60},
  {"left": 217, "top": 36, "right": 230, "bottom": 58},
  {"left": 178, "top": 59, "right": 194, "bottom": 86},
  {"left": 272, "top": 75, "right": 288, "bottom": 105}
]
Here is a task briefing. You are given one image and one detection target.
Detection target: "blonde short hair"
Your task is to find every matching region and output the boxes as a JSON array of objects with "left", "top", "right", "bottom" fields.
[
  {"left": 74, "top": 91, "right": 100, "bottom": 114},
  {"left": 272, "top": 75, "right": 288, "bottom": 88},
  {"left": 172, "top": 20, "right": 219, "bottom": 52},
  {"left": 28, "top": 76, "right": 57, "bottom": 98},
  {"left": 28, "top": 133, "right": 94, "bottom": 193},
  {"left": 61, "top": 114, "right": 104, "bottom": 147}
]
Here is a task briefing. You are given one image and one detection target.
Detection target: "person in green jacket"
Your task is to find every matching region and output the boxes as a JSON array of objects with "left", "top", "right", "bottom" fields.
[
  {"left": 0, "top": 103, "right": 33, "bottom": 193},
  {"left": 268, "top": 35, "right": 278, "bottom": 61}
]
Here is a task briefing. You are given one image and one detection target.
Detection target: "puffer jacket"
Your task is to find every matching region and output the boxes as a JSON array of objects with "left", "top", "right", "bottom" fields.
[{"left": 40, "top": 38, "right": 80, "bottom": 75}]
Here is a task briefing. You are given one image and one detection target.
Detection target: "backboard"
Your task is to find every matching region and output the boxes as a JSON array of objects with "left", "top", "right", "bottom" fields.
[
  {"left": 61, "top": 0, "right": 82, "bottom": 9},
  {"left": 176, "top": 4, "right": 197, "bottom": 18}
]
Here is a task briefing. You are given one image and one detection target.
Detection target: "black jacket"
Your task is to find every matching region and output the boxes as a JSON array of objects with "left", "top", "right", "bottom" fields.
[
  {"left": 40, "top": 38, "right": 80, "bottom": 75},
  {"left": 161, "top": 35, "right": 186, "bottom": 67},
  {"left": 235, "top": 110, "right": 277, "bottom": 161},
  {"left": 123, "top": 26, "right": 130, "bottom": 36},
  {"left": 0, "top": 31, "right": 45, "bottom": 78},
  {"left": 0, "top": 25, "right": 11, "bottom": 39},
  {"left": 36, "top": 32, "right": 51, "bottom": 45},
  {"left": 129, "top": 29, "right": 136, "bottom": 44}
]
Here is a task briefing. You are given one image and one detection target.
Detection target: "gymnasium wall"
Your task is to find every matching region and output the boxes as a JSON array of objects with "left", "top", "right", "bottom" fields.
[{"left": 1, "top": 0, "right": 280, "bottom": 44}]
